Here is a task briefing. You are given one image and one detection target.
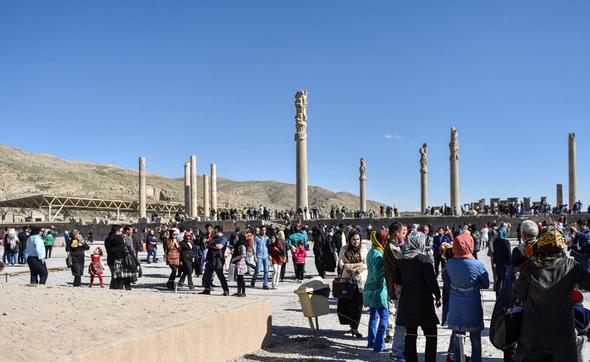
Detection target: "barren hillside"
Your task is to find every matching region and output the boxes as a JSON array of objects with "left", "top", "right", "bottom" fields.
[{"left": 0, "top": 145, "right": 382, "bottom": 213}]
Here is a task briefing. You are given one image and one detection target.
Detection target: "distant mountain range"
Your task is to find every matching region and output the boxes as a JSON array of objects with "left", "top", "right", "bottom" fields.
[{"left": 0, "top": 144, "right": 382, "bottom": 213}]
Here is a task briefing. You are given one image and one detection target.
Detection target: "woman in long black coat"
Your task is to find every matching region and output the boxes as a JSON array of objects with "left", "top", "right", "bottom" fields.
[
  {"left": 69, "top": 229, "right": 90, "bottom": 287},
  {"left": 392, "top": 231, "right": 441, "bottom": 362},
  {"left": 512, "top": 226, "right": 590, "bottom": 361}
]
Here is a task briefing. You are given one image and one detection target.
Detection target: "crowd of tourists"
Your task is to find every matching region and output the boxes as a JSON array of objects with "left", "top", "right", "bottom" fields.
[{"left": 3, "top": 215, "right": 590, "bottom": 361}]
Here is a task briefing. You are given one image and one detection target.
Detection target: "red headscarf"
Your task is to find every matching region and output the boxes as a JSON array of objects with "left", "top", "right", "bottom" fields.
[{"left": 452, "top": 232, "right": 474, "bottom": 259}]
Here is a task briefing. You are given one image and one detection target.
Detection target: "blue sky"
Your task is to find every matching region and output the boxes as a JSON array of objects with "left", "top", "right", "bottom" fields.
[{"left": 1, "top": 1, "right": 589, "bottom": 211}]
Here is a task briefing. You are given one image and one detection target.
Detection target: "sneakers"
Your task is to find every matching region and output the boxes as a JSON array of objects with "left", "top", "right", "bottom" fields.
[
  {"left": 263, "top": 285, "right": 270, "bottom": 290},
  {"left": 198, "top": 290, "right": 211, "bottom": 295},
  {"left": 222, "top": 291, "right": 230, "bottom": 296}
]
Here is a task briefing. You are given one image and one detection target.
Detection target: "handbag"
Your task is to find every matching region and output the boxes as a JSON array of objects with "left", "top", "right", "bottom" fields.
[
  {"left": 490, "top": 271, "right": 529, "bottom": 349},
  {"left": 123, "top": 250, "right": 137, "bottom": 272},
  {"left": 66, "top": 253, "right": 72, "bottom": 268},
  {"left": 332, "top": 277, "right": 357, "bottom": 300}
]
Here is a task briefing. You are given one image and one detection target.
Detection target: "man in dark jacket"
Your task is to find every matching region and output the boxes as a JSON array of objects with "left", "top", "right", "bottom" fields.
[
  {"left": 17, "top": 226, "right": 30, "bottom": 264},
  {"left": 384, "top": 222, "right": 407, "bottom": 359},
  {"left": 493, "top": 235, "right": 512, "bottom": 295},
  {"left": 571, "top": 218, "right": 590, "bottom": 272},
  {"left": 199, "top": 225, "right": 229, "bottom": 296}
]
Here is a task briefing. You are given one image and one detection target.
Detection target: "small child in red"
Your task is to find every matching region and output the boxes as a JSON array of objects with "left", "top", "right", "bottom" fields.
[
  {"left": 293, "top": 240, "right": 307, "bottom": 283},
  {"left": 89, "top": 247, "right": 105, "bottom": 288}
]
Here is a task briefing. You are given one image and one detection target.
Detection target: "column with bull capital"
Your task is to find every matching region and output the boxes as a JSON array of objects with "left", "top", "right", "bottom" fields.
[{"left": 294, "top": 90, "right": 309, "bottom": 215}]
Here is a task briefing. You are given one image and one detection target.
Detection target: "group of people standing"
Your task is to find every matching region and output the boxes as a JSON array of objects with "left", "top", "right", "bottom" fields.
[{"left": 331, "top": 218, "right": 590, "bottom": 362}]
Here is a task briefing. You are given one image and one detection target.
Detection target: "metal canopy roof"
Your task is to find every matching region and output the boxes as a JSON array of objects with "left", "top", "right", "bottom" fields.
[{"left": 0, "top": 195, "right": 185, "bottom": 214}]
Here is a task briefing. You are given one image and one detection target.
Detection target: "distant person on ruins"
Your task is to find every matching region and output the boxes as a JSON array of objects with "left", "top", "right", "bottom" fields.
[
  {"left": 363, "top": 230, "right": 389, "bottom": 353},
  {"left": 43, "top": 230, "right": 54, "bottom": 258},
  {"left": 337, "top": 229, "right": 367, "bottom": 338},
  {"left": 69, "top": 229, "right": 90, "bottom": 287},
  {"left": 200, "top": 225, "right": 230, "bottom": 296},
  {"left": 165, "top": 229, "right": 181, "bottom": 290},
  {"left": 251, "top": 226, "right": 270, "bottom": 289},
  {"left": 25, "top": 226, "right": 48, "bottom": 284},
  {"left": 88, "top": 247, "right": 105, "bottom": 288}
]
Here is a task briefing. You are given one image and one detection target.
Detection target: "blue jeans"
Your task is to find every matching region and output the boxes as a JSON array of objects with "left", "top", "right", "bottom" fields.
[
  {"left": 251, "top": 257, "right": 269, "bottom": 287},
  {"left": 452, "top": 331, "right": 481, "bottom": 362},
  {"left": 368, "top": 307, "right": 389, "bottom": 352},
  {"left": 9, "top": 251, "right": 17, "bottom": 265}
]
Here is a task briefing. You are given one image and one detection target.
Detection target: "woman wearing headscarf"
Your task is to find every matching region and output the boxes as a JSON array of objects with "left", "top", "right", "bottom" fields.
[
  {"left": 393, "top": 230, "right": 441, "bottom": 362},
  {"left": 337, "top": 229, "right": 367, "bottom": 338},
  {"left": 165, "top": 229, "right": 181, "bottom": 290},
  {"left": 443, "top": 232, "right": 489, "bottom": 362},
  {"left": 512, "top": 226, "right": 590, "bottom": 361},
  {"left": 69, "top": 229, "right": 90, "bottom": 287},
  {"left": 363, "top": 230, "right": 389, "bottom": 352}
]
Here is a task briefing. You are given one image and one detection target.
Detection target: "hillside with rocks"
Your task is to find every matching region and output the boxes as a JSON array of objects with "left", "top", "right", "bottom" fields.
[{"left": 0, "top": 144, "right": 382, "bottom": 213}]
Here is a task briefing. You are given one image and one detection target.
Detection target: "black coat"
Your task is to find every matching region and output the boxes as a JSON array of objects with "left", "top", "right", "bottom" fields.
[
  {"left": 70, "top": 243, "right": 90, "bottom": 276},
  {"left": 513, "top": 257, "right": 590, "bottom": 362},
  {"left": 105, "top": 234, "right": 123, "bottom": 267},
  {"left": 392, "top": 254, "right": 441, "bottom": 328}
]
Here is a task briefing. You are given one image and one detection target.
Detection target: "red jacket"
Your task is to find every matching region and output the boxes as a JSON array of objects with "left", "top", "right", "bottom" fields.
[{"left": 293, "top": 245, "right": 307, "bottom": 264}]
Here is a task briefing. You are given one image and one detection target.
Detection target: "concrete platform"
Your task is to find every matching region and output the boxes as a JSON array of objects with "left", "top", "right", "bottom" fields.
[{"left": 0, "top": 284, "right": 271, "bottom": 362}]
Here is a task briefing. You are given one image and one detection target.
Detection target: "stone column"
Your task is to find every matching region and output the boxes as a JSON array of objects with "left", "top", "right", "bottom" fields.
[
  {"left": 568, "top": 133, "right": 576, "bottom": 209},
  {"left": 139, "top": 156, "right": 146, "bottom": 220},
  {"left": 183, "top": 162, "right": 190, "bottom": 215},
  {"left": 556, "top": 183, "right": 563, "bottom": 207},
  {"left": 420, "top": 143, "right": 428, "bottom": 214},
  {"left": 190, "top": 155, "right": 197, "bottom": 219},
  {"left": 449, "top": 127, "right": 460, "bottom": 215},
  {"left": 210, "top": 163, "right": 217, "bottom": 220},
  {"left": 359, "top": 158, "right": 367, "bottom": 213},
  {"left": 203, "top": 174, "right": 210, "bottom": 219},
  {"left": 294, "top": 90, "right": 309, "bottom": 214}
]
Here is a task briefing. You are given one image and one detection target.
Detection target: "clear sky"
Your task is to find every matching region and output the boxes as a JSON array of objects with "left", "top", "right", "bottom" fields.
[{"left": 1, "top": 1, "right": 589, "bottom": 211}]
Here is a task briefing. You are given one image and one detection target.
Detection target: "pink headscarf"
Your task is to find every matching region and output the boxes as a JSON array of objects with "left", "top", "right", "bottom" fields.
[{"left": 452, "top": 232, "right": 474, "bottom": 259}]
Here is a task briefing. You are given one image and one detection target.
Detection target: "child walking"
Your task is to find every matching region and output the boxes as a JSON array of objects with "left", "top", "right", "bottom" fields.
[
  {"left": 232, "top": 241, "right": 247, "bottom": 297},
  {"left": 89, "top": 247, "right": 105, "bottom": 288},
  {"left": 293, "top": 240, "right": 307, "bottom": 283}
]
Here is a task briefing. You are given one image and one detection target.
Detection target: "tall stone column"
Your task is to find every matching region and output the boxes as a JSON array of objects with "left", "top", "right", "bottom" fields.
[
  {"left": 139, "top": 156, "right": 147, "bottom": 220},
  {"left": 294, "top": 90, "right": 309, "bottom": 215},
  {"left": 568, "top": 133, "right": 576, "bottom": 209},
  {"left": 210, "top": 163, "right": 217, "bottom": 221},
  {"left": 359, "top": 158, "right": 367, "bottom": 213},
  {"left": 420, "top": 144, "right": 428, "bottom": 214},
  {"left": 190, "top": 155, "right": 197, "bottom": 219},
  {"left": 449, "top": 127, "right": 460, "bottom": 215},
  {"left": 556, "top": 183, "right": 563, "bottom": 207},
  {"left": 203, "top": 174, "right": 210, "bottom": 219},
  {"left": 183, "top": 162, "right": 190, "bottom": 215}
]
